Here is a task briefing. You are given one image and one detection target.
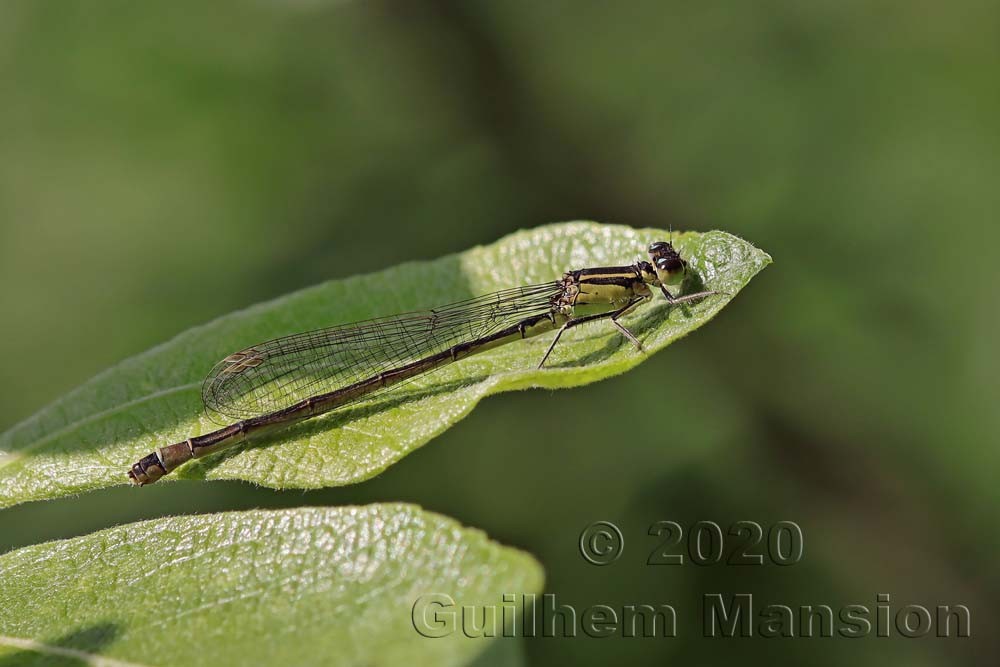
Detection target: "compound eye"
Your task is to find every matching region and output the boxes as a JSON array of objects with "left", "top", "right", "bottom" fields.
[
  {"left": 656, "top": 256, "right": 684, "bottom": 272},
  {"left": 648, "top": 241, "right": 669, "bottom": 253}
]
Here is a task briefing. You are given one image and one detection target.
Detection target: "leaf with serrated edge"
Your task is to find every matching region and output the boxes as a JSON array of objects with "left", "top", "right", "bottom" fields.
[
  {"left": 0, "top": 503, "right": 543, "bottom": 667},
  {"left": 0, "top": 222, "right": 771, "bottom": 507}
]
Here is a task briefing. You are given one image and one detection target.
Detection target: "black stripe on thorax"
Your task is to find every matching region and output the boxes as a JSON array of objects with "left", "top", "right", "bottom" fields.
[
  {"left": 577, "top": 275, "right": 639, "bottom": 287},
  {"left": 573, "top": 265, "right": 639, "bottom": 278}
]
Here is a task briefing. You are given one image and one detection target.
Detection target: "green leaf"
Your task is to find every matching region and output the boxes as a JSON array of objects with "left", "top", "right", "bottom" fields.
[
  {"left": 0, "top": 222, "right": 770, "bottom": 507},
  {"left": 0, "top": 503, "right": 543, "bottom": 667}
]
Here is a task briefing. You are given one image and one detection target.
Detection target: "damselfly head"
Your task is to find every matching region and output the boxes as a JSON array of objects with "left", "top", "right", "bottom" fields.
[{"left": 647, "top": 241, "right": 687, "bottom": 287}]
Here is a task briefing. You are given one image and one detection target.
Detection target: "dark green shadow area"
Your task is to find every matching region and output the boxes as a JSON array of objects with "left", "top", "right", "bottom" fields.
[{"left": 0, "top": 624, "right": 120, "bottom": 667}]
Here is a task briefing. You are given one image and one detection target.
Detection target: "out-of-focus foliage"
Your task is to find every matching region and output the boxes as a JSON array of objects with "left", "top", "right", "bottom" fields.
[{"left": 0, "top": 1, "right": 995, "bottom": 666}]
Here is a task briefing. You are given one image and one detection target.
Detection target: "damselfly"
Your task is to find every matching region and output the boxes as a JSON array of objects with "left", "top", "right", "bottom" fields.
[{"left": 128, "top": 241, "right": 716, "bottom": 485}]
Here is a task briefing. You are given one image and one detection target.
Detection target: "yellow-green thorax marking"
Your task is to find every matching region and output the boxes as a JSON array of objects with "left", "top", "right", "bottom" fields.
[{"left": 532, "top": 240, "right": 697, "bottom": 366}]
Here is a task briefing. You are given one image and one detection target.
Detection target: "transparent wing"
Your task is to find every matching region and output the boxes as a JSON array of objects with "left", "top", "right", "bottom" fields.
[{"left": 202, "top": 282, "right": 562, "bottom": 421}]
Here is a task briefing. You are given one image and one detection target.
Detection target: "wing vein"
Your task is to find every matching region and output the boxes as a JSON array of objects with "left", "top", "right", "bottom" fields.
[{"left": 201, "top": 282, "right": 562, "bottom": 421}]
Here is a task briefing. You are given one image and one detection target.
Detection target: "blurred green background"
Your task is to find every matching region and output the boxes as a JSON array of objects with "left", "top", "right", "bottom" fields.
[{"left": 1, "top": 1, "right": 996, "bottom": 665}]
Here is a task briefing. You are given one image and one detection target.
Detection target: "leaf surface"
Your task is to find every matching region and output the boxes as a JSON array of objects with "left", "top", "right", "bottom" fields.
[
  {"left": 0, "top": 503, "right": 543, "bottom": 667},
  {"left": 0, "top": 222, "right": 770, "bottom": 507}
]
